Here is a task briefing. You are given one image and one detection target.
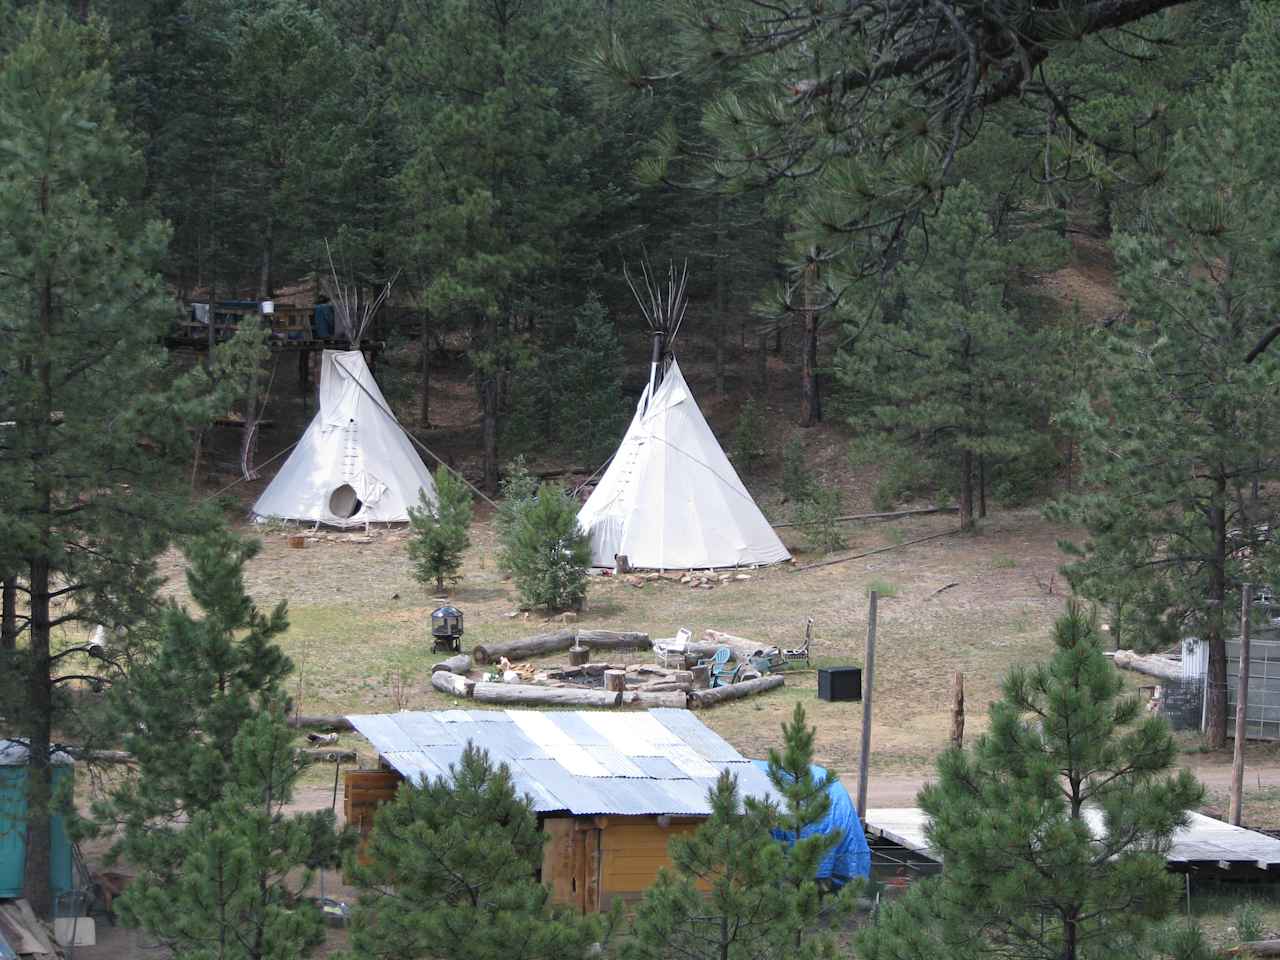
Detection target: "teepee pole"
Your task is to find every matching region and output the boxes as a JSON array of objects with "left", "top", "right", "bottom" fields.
[{"left": 645, "top": 331, "right": 665, "bottom": 414}]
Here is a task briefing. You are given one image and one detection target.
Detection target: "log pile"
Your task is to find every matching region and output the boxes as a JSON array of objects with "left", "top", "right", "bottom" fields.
[{"left": 431, "top": 653, "right": 471, "bottom": 675}]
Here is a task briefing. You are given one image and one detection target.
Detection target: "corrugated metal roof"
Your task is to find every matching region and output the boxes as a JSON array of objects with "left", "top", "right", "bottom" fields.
[{"left": 346, "top": 708, "right": 774, "bottom": 816}]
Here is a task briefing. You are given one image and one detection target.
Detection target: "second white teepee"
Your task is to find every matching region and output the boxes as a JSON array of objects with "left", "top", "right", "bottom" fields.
[
  {"left": 577, "top": 359, "right": 790, "bottom": 570},
  {"left": 252, "top": 350, "right": 437, "bottom": 527}
]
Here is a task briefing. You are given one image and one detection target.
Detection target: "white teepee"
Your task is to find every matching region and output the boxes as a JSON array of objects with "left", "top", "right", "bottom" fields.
[
  {"left": 577, "top": 359, "right": 790, "bottom": 570},
  {"left": 252, "top": 350, "right": 437, "bottom": 527}
]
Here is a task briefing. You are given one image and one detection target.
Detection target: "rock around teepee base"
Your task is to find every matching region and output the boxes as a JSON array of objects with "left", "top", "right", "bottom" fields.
[
  {"left": 251, "top": 350, "right": 437, "bottom": 527},
  {"left": 576, "top": 359, "right": 790, "bottom": 571}
]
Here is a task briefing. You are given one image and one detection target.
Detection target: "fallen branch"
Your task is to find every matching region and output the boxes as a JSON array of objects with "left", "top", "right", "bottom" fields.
[
  {"left": 64, "top": 748, "right": 135, "bottom": 765},
  {"left": 794, "top": 529, "right": 962, "bottom": 572},
  {"left": 772, "top": 506, "right": 958, "bottom": 529},
  {"left": 929, "top": 582, "right": 960, "bottom": 599}
]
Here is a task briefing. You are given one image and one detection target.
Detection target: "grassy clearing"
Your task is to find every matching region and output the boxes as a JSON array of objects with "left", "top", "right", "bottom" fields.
[{"left": 149, "top": 507, "right": 1078, "bottom": 793}]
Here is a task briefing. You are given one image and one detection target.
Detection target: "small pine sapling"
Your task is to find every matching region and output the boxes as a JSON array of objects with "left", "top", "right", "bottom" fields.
[
  {"left": 495, "top": 455, "right": 539, "bottom": 573},
  {"left": 793, "top": 487, "right": 846, "bottom": 554},
  {"left": 781, "top": 438, "right": 814, "bottom": 502},
  {"left": 731, "top": 399, "right": 767, "bottom": 475},
  {"left": 345, "top": 744, "right": 603, "bottom": 960},
  {"left": 856, "top": 602, "right": 1204, "bottom": 960},
  {"left": 624, "top": 704, "right": 856, "bottom": 960},
  {"left": 407, "top": 466, "right": 473, "bottom": 591},
  {"left": 506, "top": 484, "right": 591, "bottom": 610}
]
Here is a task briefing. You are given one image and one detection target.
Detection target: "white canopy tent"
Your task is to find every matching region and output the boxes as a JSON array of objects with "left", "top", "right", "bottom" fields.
[
  {"left": 577, "top": 359, "right": 790, "bottom": 570},
  {"left": 252, "top": 350, "right": 437, "bottom": 527}
]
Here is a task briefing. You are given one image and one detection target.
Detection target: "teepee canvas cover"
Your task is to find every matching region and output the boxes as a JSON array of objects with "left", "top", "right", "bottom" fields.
[
  {"left": 252, "top": 350, "right": 437, "bottom": 527},
  {"left": 577, "top": 359, "right": 790, "bottom": 569}
]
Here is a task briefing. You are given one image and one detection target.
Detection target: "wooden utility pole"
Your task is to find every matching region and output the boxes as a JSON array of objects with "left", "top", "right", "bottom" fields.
[
  {"left": 1230, "top": 584, "right": 1252, "bottom": 826},
  {"left": 950, "top": 672, "right": 965, "bottom": 748},
  {"left": 857, "top": 590, "right": 878, "bottom": 815}
]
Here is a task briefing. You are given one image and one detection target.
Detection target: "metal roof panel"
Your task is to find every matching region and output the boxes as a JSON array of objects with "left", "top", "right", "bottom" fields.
[
  {"left": 648, "top": 709, "right": 745, "bottom": 762},
  {"left": 347, "top": 714, "right": 419, "bottom": 754},
  {"left": 631, "top": 756, "right": 685, "bottom": 780},
  {"left": 390, "top": 712, "right": 456, "bottom": 746}
]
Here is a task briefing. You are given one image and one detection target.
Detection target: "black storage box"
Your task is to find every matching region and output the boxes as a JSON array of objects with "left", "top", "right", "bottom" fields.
[{"left": 817, "top": 667, "right": 862, "bottom": 702}]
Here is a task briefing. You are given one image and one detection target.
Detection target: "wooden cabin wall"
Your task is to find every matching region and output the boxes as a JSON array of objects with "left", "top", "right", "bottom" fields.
[
  {"left": 344, "top": 769, "right": 403, "bottom": 865},
  {"left": 542, "top": 815, "right": 704, "bottom": 913}
]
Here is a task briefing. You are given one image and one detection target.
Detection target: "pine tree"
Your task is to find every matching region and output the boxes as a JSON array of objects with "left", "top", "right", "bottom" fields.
[
  {"left": 837, "top": 182, "right": 1066, "bottom": 529},
  {"left": 390, "top": 0, "right": 597, "bottom": 493},
  {"left": 0, "top": 10, "right": 258, "bottom": 916},
  {"left": 407, "top": 468, "right": 473, "bottom": 592},
  {"left": 624, "top": 704, "right": 854, "bottom": 960},
  {"left": 504, "top": 484, "right": 591, "bottom": 611},
  {"left": 117, "top": 705, "right": 342, "bottom": 960},
  {"left": 1051, "top": 4, "right": 1280, "bottom": 748},
  {"left": 856, "top": 603, "right": 1204, "bottom": 960},
  {"left": 344, "top": 744, "right": 602, "bottom": 960},
  {"left": 99, "top": 530, "right": 341, "bottom": 959}
]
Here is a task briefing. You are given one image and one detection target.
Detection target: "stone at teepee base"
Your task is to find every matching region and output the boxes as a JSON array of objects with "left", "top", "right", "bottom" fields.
[{"left": 568, "top": 645, "right": 590, "bottom": 666}]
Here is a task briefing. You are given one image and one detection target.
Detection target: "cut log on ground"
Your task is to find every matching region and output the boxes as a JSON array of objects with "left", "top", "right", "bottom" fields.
[
  {"left": 576, "top": 629, "right": 651, "bottom": 653},
  {"left": 689, "top": 674, "right": 785, "bottom": 709},
  {"left": 473, "top": 629, "right": 576, "bottom": 665},
  {"left": 1110, "top": 650, "right": 1183, "bottom": 681},
  {"left": 568, "top": 645, "right": 590, "bottom": 666},
  {"left": 622, "top": 690, "right": 688, "bottom": 708},
  {"left": 298, "top": 748, "right": 357, "bottom": 763},
  {"left": 604, "top": 669, "right": 627, "bottom": 693},
  {"left": 431, "top": 671, "right": 476, "bottom": 698},
  {"left": 1227, "top": 940, "right": 1280, "bottom": 957},
  {"left": 702, "top": 629, "right": 772, "bottom": 664},
  {"left": 431, "top": 653, "right": 471, "bottom": 675},
  {"left": 287, "top": 715, "right": 354, "bottom": 731},
  {"left": 472, "top": 682, "right": 621, "bottom": 708}
]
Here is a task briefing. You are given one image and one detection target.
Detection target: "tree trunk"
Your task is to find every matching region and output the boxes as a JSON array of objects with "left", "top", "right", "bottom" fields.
[
  {"left": 473, "top": 629, "right": 577, "bottom": 665},
  {"left": 757, "top": 331, "right": 768, "bottom": 387},
  {"left": 24, "top": 205, "right": 55, "bottom": 917},
  {"left": 419, "top": 312, "right": 431, "bottom": 428},
  {"left": 688, "top": 674, "right": 784, "bottom": 709},
  {"left": 23, "top": 559, "right": 53, "bottom": 919},
  {"left": 959, "top": 449, "right": 975, "bottom": 531},
  {"left": 978, "top": 455, "right": 987, "bottom": 519},
  {"left": 1, "top": 575, "right": 17, "bottom": 650},
  {"left": 472, "top": 683, "right": 620, "bottom": 708},
  {"left": 481, "top": 316, "right": 499, "bottom": 495},
  {"left": 799, "top": 264, "right": 821, "bottom": 426},
  {"left": 431, "top": 654, "right": 471, "bottom": 675},
  {"left": 1205, "top": 472, "right": 1229, "bottom": 749},
  {"left": 714, "top": 201, "right": 726, "bottom": 396}
]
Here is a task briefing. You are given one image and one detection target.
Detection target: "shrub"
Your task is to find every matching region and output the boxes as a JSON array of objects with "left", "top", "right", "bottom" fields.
[
  {"left": 1235, "top": 901, "right": 1265, "bottom": 944},
  {"left": 731, "top": 399, "right": 766, "bottom": 475},
  {"left": 495, "top": 456, "right": 539, "bottom": 574},
  {"left": 506, "top": 483, "right": 591, "bottom": 610},
  {"left": 407, "top": 467, "right": 473, "bottom": 590},
  {"left": 781, "top": 438, "right": 814, "bottom": 502},
  {"left": 793, "top": 487, "right": 846, "bottom": 554}
]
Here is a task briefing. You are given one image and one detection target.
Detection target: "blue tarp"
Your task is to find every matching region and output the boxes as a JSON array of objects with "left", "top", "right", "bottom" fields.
[{"left": 751, "top": 760, "right": 871, "bottom": 886}]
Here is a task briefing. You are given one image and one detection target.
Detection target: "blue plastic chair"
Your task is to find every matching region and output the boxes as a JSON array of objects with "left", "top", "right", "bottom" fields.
[{"left": 698, "top": 646, "right": 738, "bottom": 688}]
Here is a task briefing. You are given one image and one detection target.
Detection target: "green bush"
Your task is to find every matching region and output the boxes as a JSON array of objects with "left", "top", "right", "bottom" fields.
[
  {"left": 731, "top": 399, "right": 766, "bottom": 475},
  {"left": 505, "top": 483, "right": 591, "bottom": 610},
  {"left": 1234, "top": 901, "right": 1264, "bottom": 944},
  {"left": 793, "top": 487, "right": 846, "bottom": 554},
  {"left": 407, "top": 467, "right": 473, "bottom": 591},
  {"left": 495, "top": 456, "right": 539, "bottom": 573},
  {"left": 781, "top": 438, "right": 814, "bottom": 502}
]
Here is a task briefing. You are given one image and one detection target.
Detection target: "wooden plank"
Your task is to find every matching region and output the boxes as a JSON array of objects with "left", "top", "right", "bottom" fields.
[{"left": 542, "top": 818, "right": 577, "bottom": 908}]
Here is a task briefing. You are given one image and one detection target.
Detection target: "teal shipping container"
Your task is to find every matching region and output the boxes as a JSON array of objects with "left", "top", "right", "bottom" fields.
[{"left": 0, "top": 740, "right": 74, "bottom": 900}]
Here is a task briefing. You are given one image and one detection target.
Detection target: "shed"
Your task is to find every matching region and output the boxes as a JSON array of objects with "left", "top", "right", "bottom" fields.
[
  {"left": 347, "top": 708, "right": 857, "bottom": 912},
  {"left": 0, "top": 741, "right": 74, "bottom": 901},
  {"left": 863, "top": 807, "right": 1280, "bottom": 881}
]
